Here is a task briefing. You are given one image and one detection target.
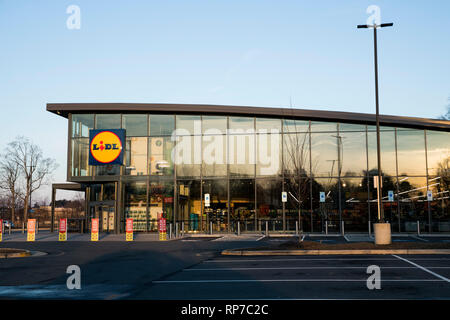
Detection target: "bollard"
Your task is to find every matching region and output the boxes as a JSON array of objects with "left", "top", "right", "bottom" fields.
[
  {"left": 368, "top": 221, "right": 371, "bottom": 237},
  {"left": 176, "top": 222, "right": 179, "bottom": 238},
  {"left": 341, "top": 221, "right": 345, "bottom": 236},
  {"left": 210, "top": 221, "right": 213, "bottom": 235},
  {"left": 22, "top": 222, "right": 25, "bottom": 234},
  {"left": 237, "top": 221, "right": 240, "bottom": 236},
  {"left": 9, "top": 224, "right": 11, "bottom": 235},
  {"left": 169, "top": 223, "right": 172, "bottom": 239},
  {"left": 36, "top": 221, "right": 39, "bottom": 234},
  {"left": 265, "top": 221, "right": 269, "bottom": 236},
  {"left": 295, "top": 221, "right": 299, "bottom": 236},
  {"left": 182, "top": 221, "right": 185, "bottom": 236},
  {"left": 325, "top": 220, "right": 328, "bottom": 235},
  {"left": 417, "top": 220, "right": 420, "bottom": 236}
]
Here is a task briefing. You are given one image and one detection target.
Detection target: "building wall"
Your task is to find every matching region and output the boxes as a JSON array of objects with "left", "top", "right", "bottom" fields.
[{"left": 70, "top": 113, "right": 450, "bottom": 233}]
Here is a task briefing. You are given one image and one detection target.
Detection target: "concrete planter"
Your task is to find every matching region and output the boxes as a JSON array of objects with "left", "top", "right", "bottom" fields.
[{"left": 374, "top": 223, "right": 392, "bottom": 245}]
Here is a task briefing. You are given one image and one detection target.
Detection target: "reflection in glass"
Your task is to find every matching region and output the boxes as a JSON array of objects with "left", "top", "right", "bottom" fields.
[
  {"left": 96, "top": 114, "right": 121, "bottom": 129},
  {"left": 284, "top": 176, "right": 311, "bottom": 231},
  {"left": 426, "top": 131, "right": 450, "bottom": 177},
  {"left": 311, "top": 121, "right": 337, "bottom": 132},
  {"left": 397, "top": 177, "right": 427, "bottom": 232},
  {"left": 340, "top": 177, "right": 369, "bottom": 232},
  {"left": 149, "top": 137, "right": 174, "bottom": 176},
  {"left": 283, "top": 133, "right": 310, "bottom": 176},
  {"left": 311, "top": 133, "right": 338, "bottom": 177},
  {"left": 176, "top": 115, "right": 201, "bottom": 135},
  {"left": 202, "top": 180, "right": 228, "bottom": 232},
  {"left": 71, "top": 138, "right": 90, "bottom": 176},
  {"left": 122, "top": 114, "right": 147, "bottom": 136},
  {"left": 229, "top": 133, "right": 255, "bottom": 177},
  {"left": 230, "top": 179, "right": 255, "bottom": 231},
  {"left": 125, "top": 137, "right": 147, "bottom": 175},
  {"left": 340, "top": 131, "right": 367, "bottom": 177},
  {"left": 312, "top": 178, "right": 339, "bottom": 232},
  {"left": 124, "top": 181, "right": 147, "bottom": 231},
  {"left": 256, "top": 179, "right": 282, "bottom": 222},
  {"left": 148, "top": 179, "right": 174, "bottom": 231},
  {"left": 72, "top": 114, "right": 94, "bottom": 137},
  {"left": 367, "top": 130, "right": 397, "bottom": 177},
  {"left": 229, "top": 117, "right": 254, "bottom": 131},
  {"left": 256, "top": 118, "right": 281, "bottom": 131},
  {"left": 202, "top": 116, "right": 227, "bottom": 134},
  {"left": 174, "top": 135, "right": 201, "bottom": 177},
  {"left": 257, "top": 132, "right": 281, "bottom": 176},
  {"left": 150, "top": 114, "right": 174, "bottom": 136},
  {"left": 283, "top": 119, "right": 309, "bottom": 134},
  {"left": 397, "top": 129, "right": 426, "bottom": 176},
  {"left": 177, "top": 180, "right": 202, "bottom": 231},
  {"left": 202, "top": 134, "right": 227, "bottom": 177}
]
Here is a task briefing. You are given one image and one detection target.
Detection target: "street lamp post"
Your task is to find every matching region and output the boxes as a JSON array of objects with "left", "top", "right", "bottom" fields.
[
  {"left": 357, "top": 22, "right": 393, "bottom": 244},
  {"left": 357, "top": 22, "right": 393, "bottom": 222}
]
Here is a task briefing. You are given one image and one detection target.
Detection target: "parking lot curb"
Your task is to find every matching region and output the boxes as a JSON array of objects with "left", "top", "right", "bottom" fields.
[
  {"left": 0, "top": 249, "right": 31, "bottom": 258},
  {"left": 221, "top": 249, "right": 450, "bottom": 256}
]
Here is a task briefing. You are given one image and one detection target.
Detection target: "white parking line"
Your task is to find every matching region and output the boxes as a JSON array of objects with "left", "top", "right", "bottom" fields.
[
  {"left": 184, "top": 266, "right": 427, "bottom": 271},
  {"left": 153, "top": 279, "right": 444, "bottom": 284},
  {"left": 392, "top": 255, "right": 450, "bottom": 283},
  {"left": 205, "top": 257, "right": 450, "bottom": 263},
  {"left": 256, "top": 235, "right": 266, "bottom": 241}
]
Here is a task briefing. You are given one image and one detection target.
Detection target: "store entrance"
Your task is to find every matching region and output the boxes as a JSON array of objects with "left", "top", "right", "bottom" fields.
[{"left": 90, "top": 203, "right": 115, "bottom": 233}]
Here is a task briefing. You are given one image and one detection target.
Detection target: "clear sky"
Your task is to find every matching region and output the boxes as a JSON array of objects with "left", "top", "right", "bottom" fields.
[{"left": 0, "top": 0, "right": 449, "bottom": 201}]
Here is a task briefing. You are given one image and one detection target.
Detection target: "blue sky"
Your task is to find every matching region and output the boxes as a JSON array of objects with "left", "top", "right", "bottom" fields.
[{"left": 0, "top": 0, "right": 449, "bottom": 201}]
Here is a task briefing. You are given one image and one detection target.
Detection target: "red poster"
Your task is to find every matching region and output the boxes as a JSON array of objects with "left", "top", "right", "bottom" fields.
[
  {"left": 126, "top": 218, "right": 133, "bottom": 233},
  {"left": 91, "top": 218, "right": 99, "bottom": 233},
  {"left": 59, "top": 218, "right": 67, "bottom": 233},
  {"left": 159, "top": 218, "right": 167, "bottom": 233},
  {"left": 27, "top": 219, "right": 36, "bottom": 234}
]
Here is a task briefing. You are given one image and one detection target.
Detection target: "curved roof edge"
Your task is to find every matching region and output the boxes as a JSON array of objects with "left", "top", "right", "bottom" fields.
[{"left": 46, "top": 103, "right": 450, "bottom": 131}]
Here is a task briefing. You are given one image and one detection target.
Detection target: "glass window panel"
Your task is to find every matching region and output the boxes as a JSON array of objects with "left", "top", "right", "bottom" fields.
[
  {"left": 202, "top": 134, "right": 227, "bottom": 177},
  {"left": 89, "top": 184, "right": 102, "bottom": 202},
  {"left": 229, "top": 117, "right": 254, "bottom": 131},
  {"left": 256, "top": 132, "right": 281, "bottom": 176},
  {"left": 174, "top": 135, "right": 201, "bottom": 177},
  {"left": 368, "top": 175, "right": 399, "bottom": 229},
  {"left": 177, "top": 180, "right": 202, "bottom": 231},
  {"left": 340, "top": 177, "right": 369, "bottom": 232},
  {"left": 124, "top": 181, "right": 147, "bottom": 232},
  {"left": 256, "top": 118, "right": 281, "bottom": 131},
  {"left": 95, "top": 114, "right": 121, "bottom": 129},
  {"left": 397, "top": 129, "right": 426, "bottom": 176},
  {"left": 202, "top": 180, "right": 228, "bottom": 232},
  {"left": 228, "top": 133, "right": 255, "bottom": 177},
  {"left": 311, "top": 121, "right": 337, "bottom": 132},
  {"left": 311, "top": 178, "right": 340, "bottom": 232},
  {"left": 71, "top": 138, "right": 90, "bottom": 176},
  {"left": 95, "top": 164, "right": 120, "bottom": 176},
  {"left": 367, "top": 125, "right": 396, "bottom": 132},
  {"left": 283, "top": 119, "right": 309, "bottom": 134},
  {"left": 367, "top": 130, "right": 397, "bottom": 177},
  {"left": 122, "top": 114, "right": 147, "bottom": 136},
  {"left": 72, "top": 114, "right": 94, "bottom": 137},
  {"left": 256, "top": 179, "right": 283, "bottom": 221},
  {"left": 311, "top": 133, "right": 338, "bottom": 177},
  {"left": 340, "top": 131, "right": 367, "bottom": 177},
  {"left": 148, "top": 179, "right": 174, "bottom": 229},
  {"left": 284, "top": 176, "right": 311, "bottom": 231},
  {"left": 149, "top": 114, "right": 175, "bottom": 136},
  {"left": 202, "top": 116, "right": 227, "bottom": 134},
  {"left": 339, "top": 123, "right": 366, "bottom": 132},
  {"left": 230, "top": 179, "right": 255, "bottom": 226},
  {"left": 176, "top": 115, "right": 201, "bottom": 135},
  {"left": 103, "top": 183, "right": 116, "bottom": 201},
  {"left": 397, "top": 177, "right": 428, "bottom": 232},
  {"left": 283, "top": 133, "right": 310, "bottom": 176},
  {"left": 426, "top": 130, "right": 450, "bottom": 177},
  {"left": 149, "top": 136, "right": 175, "bottom": 176},
  {"left": 125, "top": 137, "right": 148, "bottom": 176}
]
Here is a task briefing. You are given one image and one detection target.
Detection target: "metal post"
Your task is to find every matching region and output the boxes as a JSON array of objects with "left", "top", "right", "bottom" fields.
[
  {"left": 169, "top": 223, "right": 172, "bottom": 239},
  {"left": 176, "top": 222, "right": 179, "bottom": 238},
  {"left": 210, "top": 221, "right": 213, "bottom": 235},
  {"left": 182, "top": 221, "right": 184, "bottom": 236},
  {"left": 36, "top": 221, "right": 38, "bottom": 234},
  {"left": 265, "top": 221, "right": 268, "bottom": 236},
  {"left": 368, "top": 221, "right": 371, "bottom": 237},
  {"left": 237, "top": 221, "right": 240, "bottom": 236},
  {"left": 417, "top": 220, "right": 420, "bottom": 236},
  {"left": 295, "top": 221, "right": 299, "bottom": 236},
  {"left": 22, "top": 222, "right": 25, "bottom": 234},
  {"left": 9, "top": 224, "right": 11, "bottom": 235},
  {"left": 341, "top": 220, "right": 345, "bottom": 236},
  {"left": 325, "top": 220, "right": 328, "bottom": 235}
]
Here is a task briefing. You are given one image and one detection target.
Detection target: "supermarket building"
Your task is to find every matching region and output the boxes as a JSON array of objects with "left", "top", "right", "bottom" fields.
[{"left": 46, "top": 103, "right": 450, "bottom": 234}]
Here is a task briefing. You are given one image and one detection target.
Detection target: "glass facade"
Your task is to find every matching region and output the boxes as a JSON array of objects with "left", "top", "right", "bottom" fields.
[{"left": 69, "top": 112, "right": 450, "bottom": 233}]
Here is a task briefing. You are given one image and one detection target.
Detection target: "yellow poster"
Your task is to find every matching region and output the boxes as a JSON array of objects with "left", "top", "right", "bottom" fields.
[
  {"left": 126, "top": 233, "right": 133, "bottom": 241},
  {"left": 91, "top": 218, "right": 99, "bottom": 241},
  {"left": 59, "top": 218, "right": 67, "bottom": 242},
  {"left": 0, "top": 220, "right": 3, "bottom": 242},
  {"left": 159, "top": 232, "right": 167, "bottom": 241}
]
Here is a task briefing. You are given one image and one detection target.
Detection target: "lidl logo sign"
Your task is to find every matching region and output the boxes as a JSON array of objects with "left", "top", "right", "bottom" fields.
[{"left": 89, "top": 129, "right": 125, "bottom": 165}]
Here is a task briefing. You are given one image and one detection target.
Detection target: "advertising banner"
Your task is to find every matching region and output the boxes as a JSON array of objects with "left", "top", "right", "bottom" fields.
[
  {"left": 159, "top": 217, "right": 167, "bottom": 241},
  {"left": 126, "top": 218, "right": 133, "bottom": 241},
  {"left": 59, "top": 218, "right": 67, "bottom": 241},
  {"left": 89, "top": 129, "right": 125, "bottom": 166},
  {"left": 91, "top": 218, "right": 99, "bottom": 241},
  {"left": 27, "top": 219, "right": 36, "bottom": 242}
]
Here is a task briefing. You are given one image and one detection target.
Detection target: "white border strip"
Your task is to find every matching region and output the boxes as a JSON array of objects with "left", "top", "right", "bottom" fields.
[
  {"left": 153, "top": 279, "right": 444, "bottom": 284},
  {"left": 392, "top": 254, "right": 450, "bottom": 283}
]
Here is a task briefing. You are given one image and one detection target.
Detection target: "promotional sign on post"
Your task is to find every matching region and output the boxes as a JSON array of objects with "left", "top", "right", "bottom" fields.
[
  {"left": 91, "top": 218, "right": 99, "bottom": 241},
  {"left": 27, "top": 219, "right": 36, "bottom": 242},
  {"left": 126, "top": 218, "right": 133, "bottom": 241},
  {"left": 0, "top": 219, "right": 3, "bottom": 242},
  {"left": 204, "top": 193, "right": 210, "bottom": 207},
  {"left": 427, "top": 190, "right": 433, "bottom": 202},
  {"left": 281, "top": 192, "right": 287, "bottom": 203},
  {"left": 59, "top": 218, "right": 67, "bottom": 241},
  {"left": 320, "top": 192, "right": 326, "bottom": 203},
  {"left": 159, "top": 217, "right": 167, "bottom": 241},
  {"left": 388, "top": 190, "right": 394, "bottom": 202}
]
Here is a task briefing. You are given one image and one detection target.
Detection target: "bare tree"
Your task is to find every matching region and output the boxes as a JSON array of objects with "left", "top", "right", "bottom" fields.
[
  {"left": 440, "top": 97, "right": 450, "bottom": 120},
  {"left": 4, "top": 136, "right": 58, "bottom": 224},
  {"left": 0, "top": 154, "right": 21, "bottom": 224}
]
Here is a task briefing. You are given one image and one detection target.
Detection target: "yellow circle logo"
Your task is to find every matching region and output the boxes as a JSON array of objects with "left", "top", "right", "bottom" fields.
[{"left": 90, "top": 131, "right": 123, "bottom": 164}]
